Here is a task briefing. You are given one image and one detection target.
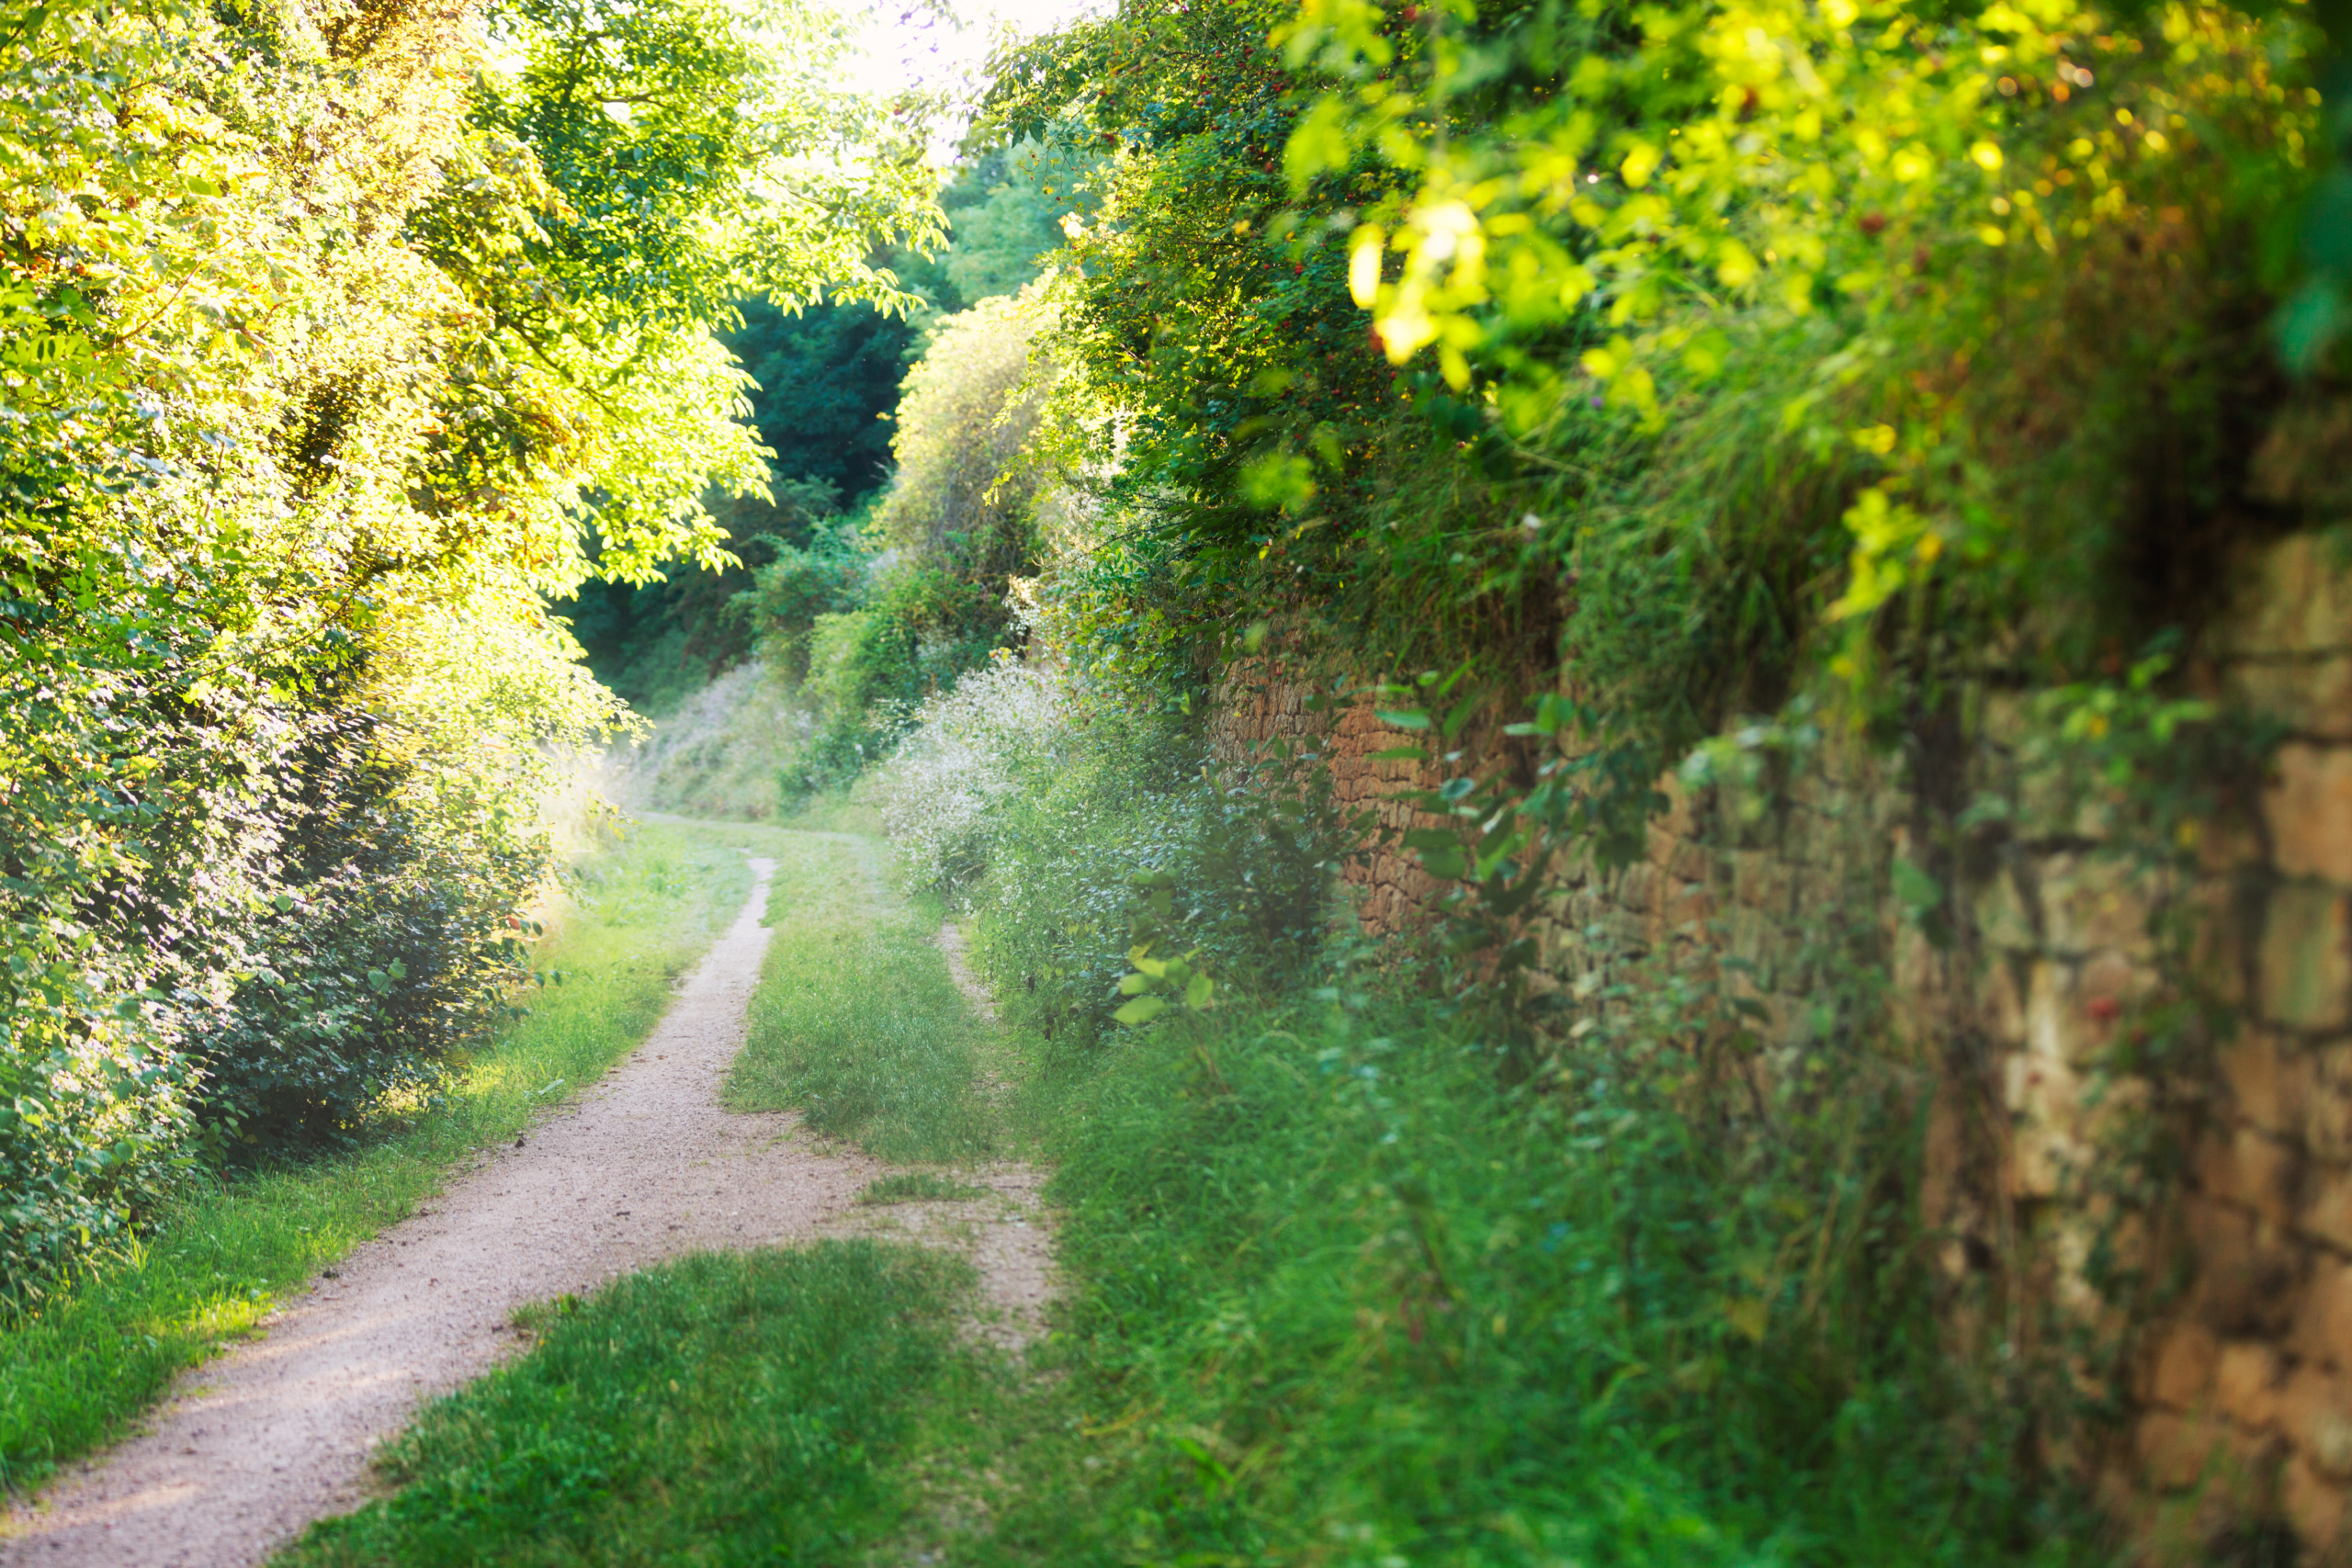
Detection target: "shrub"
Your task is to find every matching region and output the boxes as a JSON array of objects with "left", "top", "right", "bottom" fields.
[
  {"left": 875, "top": 660, "right": 1070, "bottom": 889},
  {"left": 187, "top": 761, "right": 548, "bottom": 1151},
  {"left": 876, "top": 286, "right": 1060, "bottom": 584},
  {"left": 882, "top": 660, "right": 1352, "bottom": 1045}
]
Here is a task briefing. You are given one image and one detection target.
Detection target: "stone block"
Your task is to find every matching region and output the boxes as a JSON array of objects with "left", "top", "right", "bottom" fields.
[
  {"left": 2260, "top": 886, "right": 2352, "bottom": 1033},
  {"left": 1663, "top": 883, "right": 1715, "bottom": 931},
  {"left": 2137, "top": 1409, "right": 2269, "bottom": 1491},
  {"left": 2025, "top": 962, "right": 2126, "bottom": 1069},
  {"left": 2006, "top": 1054, "right": 2085, "bottom": 1198},
  {"left": 2081, "top": 949, "right": 2158, "bottom": 1012},
  {"left": 2218, "top": 1032, "right": 2313, "bottom": 1138},
  {"left": 2186, "top": 875, "right": 2252, "bottom": 1010},
  {"left": 2311, "top": 1049, "right": 2352, "bottom": 1162},
  {"left": 2234, "top": 655, "right": 2352, "bottom": 740},
  {"left": 2283, "top": 1453, "right": 2350, "bottom": 1559},
  {"left": 2212, "top": 534, "right": 2352, "bottom": 660},
  {"left": 2198, "top": 812, "right": 2271, "bottom": 877},
  {"left": 2278, "top": 1365, "right": 2352, "bottom": 1482},
  {"left": 2293, "top": 1258, "right": 2352, "bottom": 1363},
  {"left": 2301, "top": 1162, "right": 2352, "bottom": 1256},
  {"left": 1972, "top": 865, "right": 2041, "bottom": 954},
  {"left": 2198, "top": 1124, "right": 2301, "bottom": 1230},
  {"left": 2214, "top": 1340, "right": 2287, "bottom": 1431},
  {"left": 2040, "top": 850, "right": 2157, "bottom": 956},
  {"left": 2151, "top": 1322, "right": 2222, "bottom": 1407},
  {"left": 1982, "top": 958, "right": 2030, "bottom": 1046},
  {"left": 2190, "top": 1197, "right": 2305, "bottom": 1337},
  {"left": 1668, "top": 840, "right": 1715, "bottom": 886},
  {"left": 2268, "top": 743, "right": 2352, "bottom": 886},
  {"left": 1894, "top": 925, "right": 1940, "bottom": 995}
]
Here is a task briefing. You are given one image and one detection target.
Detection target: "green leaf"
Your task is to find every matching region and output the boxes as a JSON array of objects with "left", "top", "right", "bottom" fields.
[
  {"left": 1893, "top": 859, "right": 1943, "bottom": 914},
  {"left": 1375, "top": 709, "right": 1431, "bottom": 730},
  {"left": 1184, "top": 972, "right": 1214, "bottom": 1008},
  {"left": 1113, "top": 996, "right": 1169, "bottom": 1026},
  {"left": 1283, "top": 96, "right": 1356, "bottom": 193}
]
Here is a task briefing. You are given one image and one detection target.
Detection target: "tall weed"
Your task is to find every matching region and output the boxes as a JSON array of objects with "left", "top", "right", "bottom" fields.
[{"left": 873, "top": 660, "right": 1356, "bottom": 1046}]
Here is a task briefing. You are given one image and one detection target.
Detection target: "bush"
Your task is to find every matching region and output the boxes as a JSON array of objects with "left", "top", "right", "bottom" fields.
[
  {"left": 881, "top": 660, "right": 1352, "bottom": 1045},
  {"left": 187, "top": 757, "right": 548, "bottom": 1152},
  {"left": 875, "top": 660, "right": 1070, "bottom": 889}
]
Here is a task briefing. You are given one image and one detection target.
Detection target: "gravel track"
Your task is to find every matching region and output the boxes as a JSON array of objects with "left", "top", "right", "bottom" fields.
[{"left": 3, "top": 847, "right": 1053, "bottom": 1567}]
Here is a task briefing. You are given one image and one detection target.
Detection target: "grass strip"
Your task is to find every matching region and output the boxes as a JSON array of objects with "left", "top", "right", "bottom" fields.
[
  {"left": 0, "top": 821, "right": 759, "bottom": 1493},
  {"left": 857, "top": 1172, "right": 990, "bottom": 1205},
  {"left": 727, "top": 830, "right": 991, "bottom": 1162},
  {"left": 276, "top": 1242, "right": 975, "bottom": 1568}
]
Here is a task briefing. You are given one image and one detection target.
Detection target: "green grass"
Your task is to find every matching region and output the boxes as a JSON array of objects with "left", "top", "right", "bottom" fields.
[
  {"left": 277, "top": 1242, "right": 977, "bottom": 1568},
  {"left": 915, "top": 990, "right": 2112, "bottom": 1568},
  {"left": 727, "top": 830, "right": 992, "bottom": 1162},
  {"left": 856, "top": 1172, "right": 991, "bottom": 1205},
  {"left": 0, "top": 821, "right": 760, "bottom": 1493}
]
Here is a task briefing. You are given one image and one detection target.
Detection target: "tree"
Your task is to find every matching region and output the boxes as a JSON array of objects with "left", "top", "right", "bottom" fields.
[{"left": 0, "top": 0, "right": 941, "bottom": 1300}]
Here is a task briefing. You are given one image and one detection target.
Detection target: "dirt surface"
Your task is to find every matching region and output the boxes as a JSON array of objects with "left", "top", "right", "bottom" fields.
[{"left": 2, "top": 852, "right": 1055, "bottom": 1567}]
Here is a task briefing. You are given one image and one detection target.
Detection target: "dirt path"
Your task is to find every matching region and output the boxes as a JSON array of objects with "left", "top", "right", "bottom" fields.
[{"left": 2, "top": 850, "right": 1050, "bottom": 1567}]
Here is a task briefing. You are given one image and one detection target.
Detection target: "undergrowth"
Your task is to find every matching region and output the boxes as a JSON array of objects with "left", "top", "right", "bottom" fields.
[
  {"left": 946, "top": 994, "right": 2108, "bottom": 1566},
  {"left": 0, "top": 823, "right": 759, "bottom": 1493},
  {"left": 277, "top": 1242, "right": 977, "bottom": 1567},
  {"left": 861, "top": 659, "right": 2120, "bottom": 1565}
]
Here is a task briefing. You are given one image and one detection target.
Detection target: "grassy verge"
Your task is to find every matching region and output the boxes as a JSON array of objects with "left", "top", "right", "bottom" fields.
[
  {"left": 0, "top": 821, "right": 757, "bottom": 1493},
  {"left": 913, "top": 989, "right": 2110, "bottom": 1568},
  {"left": 277, "top": 1242, "right": 977, "bottom": 1568},
  {"left": 727, "top": 830, "right": 991, "bottom": 1163}
]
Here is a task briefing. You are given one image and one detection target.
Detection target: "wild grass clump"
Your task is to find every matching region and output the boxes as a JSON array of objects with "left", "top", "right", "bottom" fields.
[
  {"left": 879, "top": 660, "right": 1353, "bottom": 1048},
  {"left": 728, "top": 831, "right": 991, "bottom": 1162},
  {"left": 280, "top": 1242, "right": 974, "bottom": 1567}
]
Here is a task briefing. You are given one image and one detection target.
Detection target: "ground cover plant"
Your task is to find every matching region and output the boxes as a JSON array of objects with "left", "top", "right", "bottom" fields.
[
  {"left": 728, "top": 831, "right": 994, "bottom": 1162},
  {"left": 0, "top": 823, "right": 758, "bottom": 1491},
  {"left": 955, "top": 992, "right": 2107, "bottom": 1567},
  {"left": 277, "top": 1241, "right": 977, "bottom": 1568}
]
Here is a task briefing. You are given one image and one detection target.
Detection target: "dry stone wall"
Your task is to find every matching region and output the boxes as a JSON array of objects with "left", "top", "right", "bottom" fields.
[
  {"left": 1207, "top": 666, "right": 1451, "bottom": 935},
  {"left": 1208, "top": 532, "right": 2352, "bottom": 1560}
]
